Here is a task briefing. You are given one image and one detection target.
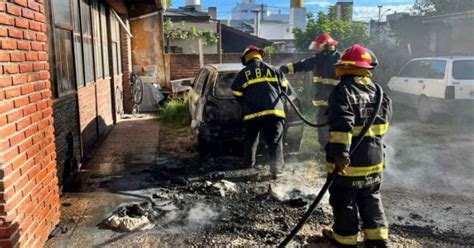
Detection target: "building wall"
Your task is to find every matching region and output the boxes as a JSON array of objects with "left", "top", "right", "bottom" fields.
[
  {"left": 259, "top": 22, "right": 293, "bottom": 40},
  {"left": 120, "top": 18, "right": 131, "bottom": 113},
  {"left": 130, "top": 14, "right": 167, "bottom": 86},
  {"left": 0, "top": 1, "right": 60, "bottom": 247}
]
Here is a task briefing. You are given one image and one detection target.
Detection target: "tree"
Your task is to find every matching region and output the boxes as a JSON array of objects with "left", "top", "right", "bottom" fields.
[
  {"left": 412, "top": 0, "right": 474, "bottom": 16},
  {"left": 293, "top": 7, "right": 371, "bottom": 52}
]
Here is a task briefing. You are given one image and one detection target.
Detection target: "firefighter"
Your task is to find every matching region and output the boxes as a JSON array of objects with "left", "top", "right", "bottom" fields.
[
  {"left": 231, "top": 45, "right": 289, "bottom": 180},
  {"left": 279, "top": 33, "right": 340, "bottom": 148},
  {"left": 322, "top": 44, "right": 392, "bottom": 248}
]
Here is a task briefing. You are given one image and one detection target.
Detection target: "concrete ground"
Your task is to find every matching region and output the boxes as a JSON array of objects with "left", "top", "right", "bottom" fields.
[{"left": 45, "top": 114, "right": 164, "bottom": 248}]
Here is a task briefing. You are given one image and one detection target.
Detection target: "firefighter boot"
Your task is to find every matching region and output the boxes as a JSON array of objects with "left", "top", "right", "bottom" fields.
[{"left": 322, "top": 227, "right": 357, "bottom": 248}]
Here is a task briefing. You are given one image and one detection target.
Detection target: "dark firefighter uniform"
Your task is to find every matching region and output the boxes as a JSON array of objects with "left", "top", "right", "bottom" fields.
[
  {"left": 280, "top": 33, "right": 340, "bottom": 148},
  {"left": 323, "top": 44, "right": 392, "bottom": 248},
  {"left": 231, "top": 46, "right": 289, "bottom": 179}
]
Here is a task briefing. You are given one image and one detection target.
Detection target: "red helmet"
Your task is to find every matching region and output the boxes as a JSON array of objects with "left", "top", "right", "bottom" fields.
[
  {"left": 335, "top": 44, "right": 377, "bottom": 69},
  {"left": 309, "top": 33, "right": 338, "bottom": 50},
  {"left": 240, "top": 45, "right": 265, "bottom": 65}
]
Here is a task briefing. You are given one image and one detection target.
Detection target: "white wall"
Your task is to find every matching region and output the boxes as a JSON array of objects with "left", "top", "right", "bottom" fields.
[
  {"left": 290, "top": 7, "right": 306, "bottom": 30},
  {"left": 259, "top": 22, "right": 294, "bottom": 40}
]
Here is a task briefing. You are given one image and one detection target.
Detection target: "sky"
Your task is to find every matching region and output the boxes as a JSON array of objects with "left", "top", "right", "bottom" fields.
[{"left": 171, "top": 0, "right": 416, "bottom": 22}]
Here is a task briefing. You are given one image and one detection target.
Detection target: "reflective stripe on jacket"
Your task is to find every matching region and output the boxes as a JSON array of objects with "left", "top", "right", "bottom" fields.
[
  {"left": 326, "top": 75, "right": 393, "bottom": 188},
  {"left": 231, "top": 60, "right": 289, "bottom": 121}
]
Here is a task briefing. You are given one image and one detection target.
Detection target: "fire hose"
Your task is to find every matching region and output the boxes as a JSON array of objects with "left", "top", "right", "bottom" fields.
[{"left": 278, "top": 83, "right": 384, "bottom": 247}]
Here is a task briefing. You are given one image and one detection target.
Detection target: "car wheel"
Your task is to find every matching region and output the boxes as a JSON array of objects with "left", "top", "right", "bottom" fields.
[{"left": 418, "top": 96, "right": 433, "bottom": 123}]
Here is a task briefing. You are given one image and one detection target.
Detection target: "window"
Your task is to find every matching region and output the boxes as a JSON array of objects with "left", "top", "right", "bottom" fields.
[
  {"left": 425, "top": 60, "right": 446, "bottom": 79},
  {"left": 100, "top": 3, "right": 110, "bottom": 77},
  {"left": 92, "top": 0, "right": 103, "bottom": 80},
  {"left": 81, "top": 0, "right": 94, "bottom": 83},
  {"left": 214, "top": 72, "right": 237, "bottom": 98},
  {"left": 72, "top": 0, "right": 84, "bottom": 87},
  {"left": 49, "top": 0, "right": 76, "bottom": 96},
  {"left": 110, "top": 14, "right": 122, "bottom": 75},
  {"left": 398, "top": 60, "right": 420, "bottom": 78},
  {"left": 193, "top": 69, "right": 210, "bottom": 95},
  {"left": 54, "top": 29, "right": 75, "bottom": 94},
  {"left": 52, "top": 0, "right": 72, "bottom": 26},
  {"left": 453, "top": 60, "right": 474, "bottom": 80}
]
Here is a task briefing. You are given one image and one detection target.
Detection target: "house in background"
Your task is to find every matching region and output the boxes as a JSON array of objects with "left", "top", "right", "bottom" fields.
[
  {"left": 164, "top": 0, "right": 220, "bottom": 54},
  {"left": 0, "top": 0, "right": 167, "bottom": 246},
  {"left": 221, "top": 24, "right": 273, "bottom": 53}
]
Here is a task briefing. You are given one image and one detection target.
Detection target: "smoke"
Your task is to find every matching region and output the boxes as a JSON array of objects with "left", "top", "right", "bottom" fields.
[
  {"left": 186, "top": 202, "right": 219, "bottom": 226},
  {"left": 383, "top": 122, "right": 474, "bottom": 197}
]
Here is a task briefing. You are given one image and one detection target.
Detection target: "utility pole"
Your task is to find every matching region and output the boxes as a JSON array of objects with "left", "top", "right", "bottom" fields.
[{"left": 377, "top": 5, "right": 382, "bottom": 22}]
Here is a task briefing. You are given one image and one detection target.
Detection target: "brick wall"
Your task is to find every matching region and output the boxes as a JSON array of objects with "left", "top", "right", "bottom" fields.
[
  {"left": 169, "top": 53, "right": 313, "bottom": 81},
  {"left": 0, "top": 1, "right": 60, "bottom": 247}
]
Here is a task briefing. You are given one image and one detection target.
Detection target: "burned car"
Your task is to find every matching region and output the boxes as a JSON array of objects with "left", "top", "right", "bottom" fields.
[{"left": 187, "top": 63, "right": 304, "bottom": 156}]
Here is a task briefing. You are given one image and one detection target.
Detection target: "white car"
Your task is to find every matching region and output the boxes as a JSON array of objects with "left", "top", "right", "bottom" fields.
[{"left": 387, "top": 56, "right": 474, "bottom": 122}]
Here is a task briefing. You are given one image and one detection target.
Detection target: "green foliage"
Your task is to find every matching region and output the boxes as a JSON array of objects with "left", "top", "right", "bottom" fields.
[
  {"left": 293, "top": 8, "right": 371, "bottom": 52},
  {"left": 164, "top": 19, "right": 218, "bottom": 47},
  {"left": 412, "top": 0, "right": 474, "bottom": 16},
  {"left": 264, "top": 45, "right": 277, "bottom": 54},
  {"left": 159, "top": 97, "right": 191, "bottom": 128}
]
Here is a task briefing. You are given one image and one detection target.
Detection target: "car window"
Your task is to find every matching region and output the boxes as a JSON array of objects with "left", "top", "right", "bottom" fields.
[
  {"left": 452, "top": 60, "right": 474, "bottom": 80},
  {"left": 214, "top": 72, "right": 238, "bottom": 98},
  {"left": 398, "top": 60, "right": 421, "bottom": 78},
  {"left": 425, "top": 60, "right": 446, "bottom": 79},
  {"left": 193, "top": 68, "right": 210, "bottom": 95}
]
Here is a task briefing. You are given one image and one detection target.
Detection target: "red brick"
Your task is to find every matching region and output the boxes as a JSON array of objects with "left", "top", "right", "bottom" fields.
[
  {"left": 28, "top": 1, "right": 40, "bottom": 11},
  {"left": 34, "top": 81, "right": 46, "bottom": 91},
  {"left": 12, "top": 74, "right": 27, "bottom": 85},
  {"left": 14, "top": 96, "right": 29, "bottom": 107},
  {"left": 17, "top": 41, "right": 31, "bottom": 50},
  {"left": 41, "top": 90, "right": 51, "bottom": 99},
  {"left": 1, "top": 39, "right": 17, "bottom": 50},
  {"left": 25, "top": 52, "right": 38, "bottom": 61},
  {"left": 10, "top": 52, "right": 25, "bottom": 62},
  {"left": 9, "top": 132, "right": 25, "bottom": 147},
  {"left": 36, "top": 100, "right": 47, "bottom": 110},
  {"left": 14, "top": 0, "right": 28, "bottom": 7},
  {"left": 33, "top": 63, "right": 44, "bottom": 71},
  {"left": 31, "top": 42, "right": 43, "bottom": 51},
  {"left": 8, "top": 28, "right": 23, "bottom": 39},
  {"left": 35, "top": 32, "right": 47, "bottom": 42},
  {"left": 27, "top": 145, "right": 40, "bottom": 159},
  {"left": 15, "top": 18, "right": 29, "bottom": 29},
  {"left": 0, "top": 52, "right": 10, "bottom": 62},
  {"left": 6, "top": 4, "right": 22, "bottom": 16},
  {"left": 0, "top": 13, "right": 15, "bottom": 26},
  {"left": 4, "top": 64, "right": 19, "bottom": 74},
  {"left": 27, "top": 72, "right": 39, "bottom": 82},
  {"left": 0, "top": 27, "right": 7, "bottom": 36},
  {"left": 7, "top": 109, "right": 23, "bottom": 123},
  {"left": 22, "top": 8, "right": 35, "bottom": 19},
  {"left": 0, "top": 2, "right": 5, "bottom": 11},
  {"left": 29, "top": 92, "right": 42, "bottom": 103},
  {"left": 0, "top": 101, "right": 14, "bottom": 113},
  {"left": 5, "top": 87, "right": 21, "bottom": 99},
  {"left": 39, "top": 71, "right": 49, "bottom": 80},
  {"left": 29, "top": 21, "right": 41, "bottom": 31},
  {"left": 20, "top": 63, "right": 33, "bottom": 73},
  {"left": 0, "top": 77, "right": 13, "bottom": 87},
  {"left": 23, "top": 30, "right": 35, "bottom": 40},
  {"left": 42, "top": 108, "right": 52, "bottom": 118},
  {"left": 0, "top": 124, "right": 16, "bottom": 140},
  {"left": 38, "top": 52, "right": 48, "bottom": 61},
  {"left": 16, "top": 117, "right": 32, "bottom": 131},
  {"left": 23, "top": 105, "right": 37, "bottom": 116},
  {"left": 34, "top": 13, "right": 46, "bottom": 23},
  {"left": 24, "top": 125, "right": 38, "bottom": 137}
]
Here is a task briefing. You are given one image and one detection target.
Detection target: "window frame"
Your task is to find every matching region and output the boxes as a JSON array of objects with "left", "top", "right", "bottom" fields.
[{"left": 48, "top": 0, "right": 78, "bottom": 97}]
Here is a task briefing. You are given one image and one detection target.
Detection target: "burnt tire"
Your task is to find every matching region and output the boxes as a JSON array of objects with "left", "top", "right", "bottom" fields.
[{"left": 418, "top": 96, "right": 433, "bottom": 123}]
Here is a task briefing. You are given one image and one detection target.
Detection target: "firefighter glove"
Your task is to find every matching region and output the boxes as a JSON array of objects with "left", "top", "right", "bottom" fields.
[
  {"left": 335, "top": 156, "right": 350, "bottom": 175},
  {"left": 279, "top": 65, "right": 289, "bottom": 74}
]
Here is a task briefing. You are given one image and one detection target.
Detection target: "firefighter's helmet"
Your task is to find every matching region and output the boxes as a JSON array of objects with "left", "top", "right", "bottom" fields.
[
  {"left": 308, "top": 33, "right": 338, "bottom": 51},
  {"left": 240, "top": 45, "right": 265, "bottom": 65},
  {"left": 335, "top": 44, "right": 378, "bottom": 69}
]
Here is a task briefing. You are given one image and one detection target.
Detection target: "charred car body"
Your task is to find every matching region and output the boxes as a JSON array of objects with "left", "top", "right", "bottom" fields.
[{"left": 187, "top": 64, "right": 304, "bottom": 156}]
